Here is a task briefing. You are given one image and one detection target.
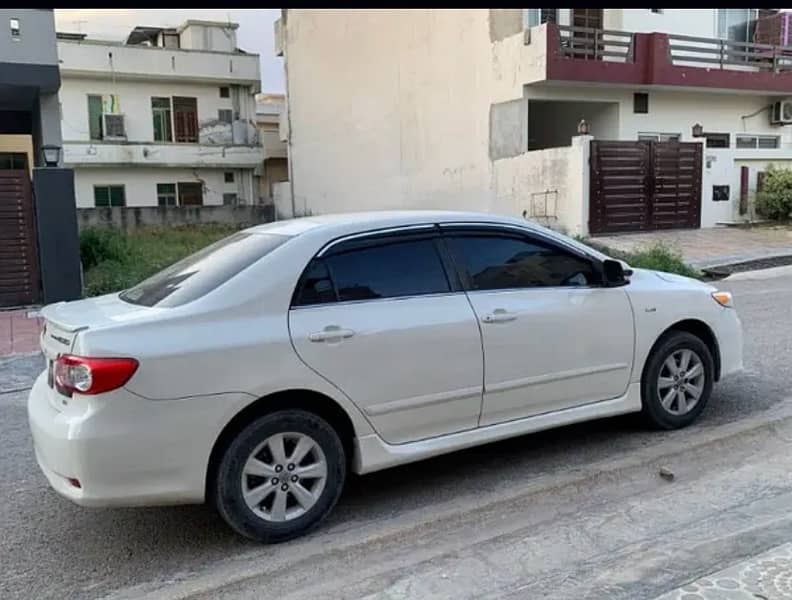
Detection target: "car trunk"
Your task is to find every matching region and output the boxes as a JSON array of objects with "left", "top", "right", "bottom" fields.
[{"left": 39, "top": 294, "right": 159, "bottom": 413}]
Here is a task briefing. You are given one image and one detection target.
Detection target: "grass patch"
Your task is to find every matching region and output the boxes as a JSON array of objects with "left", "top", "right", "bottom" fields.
[
  {"left": 575, "top": 237, "right": 702, "bottom": 279},
  {"left": 80, "top": 225, "right": 237, "bottom": 297}
]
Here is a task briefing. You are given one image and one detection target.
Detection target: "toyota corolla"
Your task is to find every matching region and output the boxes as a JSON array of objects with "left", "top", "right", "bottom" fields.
[{"left": 28, "top": 211, "right": 742, "bottom": 543}]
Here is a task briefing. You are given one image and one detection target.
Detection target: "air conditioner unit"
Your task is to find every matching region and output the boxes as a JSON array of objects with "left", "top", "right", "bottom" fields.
[
  {"left": 102, "top": 113, "right": 127, "bottom": 140},
  {"left": 770, "top": 100, "right": 792, "bottom": 125}
]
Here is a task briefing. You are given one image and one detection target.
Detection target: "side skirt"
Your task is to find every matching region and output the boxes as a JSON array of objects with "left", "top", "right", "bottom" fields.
[{"left": 353, "top": 383, "right": 642, "bottom": 474}]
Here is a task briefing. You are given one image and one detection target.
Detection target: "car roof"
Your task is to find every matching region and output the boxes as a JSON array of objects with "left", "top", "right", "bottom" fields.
[{"left": 244, "top": 210, "right": 540, "bottom": 237}]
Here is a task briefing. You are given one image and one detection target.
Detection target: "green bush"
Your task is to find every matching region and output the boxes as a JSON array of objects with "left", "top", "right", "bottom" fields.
[
  {"left": 622, "top": 242, "right": 700, "bottom": 279},
  {"left": 578, "top": 238, "right": 701, "bottom": 279},
  {"left": 756, "top": 165, "right": 792, "bottom": 220},
  {"left": 79, "top": 228, "right": 129, "bottom": 270}
]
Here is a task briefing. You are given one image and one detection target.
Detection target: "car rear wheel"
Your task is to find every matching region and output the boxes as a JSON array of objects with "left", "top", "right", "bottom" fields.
[
  {"left": 214, "top": 409, "right": 346, "bottom": 543},
  {"left": 641, "top": 331, "right": 715, "bottom": 430}
]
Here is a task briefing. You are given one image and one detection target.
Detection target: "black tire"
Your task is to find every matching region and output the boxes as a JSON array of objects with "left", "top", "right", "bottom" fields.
[
  {"left": 641, "top": 331, "right": 715, "bottom": 430},
  {"left": 213, "top": 409, "right": 346, "bottom": 544}
]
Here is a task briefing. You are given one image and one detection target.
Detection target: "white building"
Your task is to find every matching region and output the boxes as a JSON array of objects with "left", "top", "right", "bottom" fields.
[
  {"left": 57, "top": 20, "right": 263, "bottom": 208},
  {"left": 255, "top": 93, "right": 288, "bottom": 204},
  {"left": 277, "top": 9, "right": 792, "bottom": 236}
]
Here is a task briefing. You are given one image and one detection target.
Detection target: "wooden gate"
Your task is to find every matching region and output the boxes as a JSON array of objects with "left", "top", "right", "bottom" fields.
[
  {"left": 589, "top": 140, "right": 702, "bottom": 234},
  {"left": 0, "top": 170, "right": 40, "bottom": 306}
]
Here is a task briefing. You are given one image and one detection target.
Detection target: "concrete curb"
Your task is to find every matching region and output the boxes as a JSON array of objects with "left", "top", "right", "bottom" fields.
[{"left": 724, "top": 264, "right": 792, "bottom": 281}]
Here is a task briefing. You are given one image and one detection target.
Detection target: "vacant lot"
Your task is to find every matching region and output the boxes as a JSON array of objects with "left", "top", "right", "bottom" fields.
[{"left": 80, "top": 225, "right": 237, "bottom": 296}]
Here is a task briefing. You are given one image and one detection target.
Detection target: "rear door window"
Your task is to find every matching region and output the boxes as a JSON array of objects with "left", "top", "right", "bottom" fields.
[
  {"left": 296, "top": 237, "right": 450, "bottom": 304},
  {"left": 120, "top": 232, "right": 289, "bottom": 307}
]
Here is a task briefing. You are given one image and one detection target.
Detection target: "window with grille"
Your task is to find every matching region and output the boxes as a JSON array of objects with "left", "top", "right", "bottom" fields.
[
  {"left": 735, "top": 134, "right": 780, "bottom": 149},
  {"left": 704, "top": 132, "right": 731, "bottom": 148},
  {"left": 219, "top": 86, "right": 230, "bottom": 98},
  {"left": 633, "top": 93, "right": 649, "bottom": 114},
  {"left": 94, "top": 185, "right": 126, "bottom": 207},
  {"left": 152, "top": 97, "right": 173, "bottom": 142},
  {"left": 218, "top": 109, "right": 233, "bottom": 124},
  {"left": 88, "top": 95, "right": 103, "bottom": 140},
  {"left": 0, "top": 153, "right": 27, "bottom": 170},
  {"left": 157, "top": 183, "right": 177, "bottom": 206},
  {"left": 638, "top": 132, "right": 681, "bottom": 142}
]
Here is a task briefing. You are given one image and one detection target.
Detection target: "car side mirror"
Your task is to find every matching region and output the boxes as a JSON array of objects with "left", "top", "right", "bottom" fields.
[{"left": 602, "top": 259, "right": 627, "bottom": 287}]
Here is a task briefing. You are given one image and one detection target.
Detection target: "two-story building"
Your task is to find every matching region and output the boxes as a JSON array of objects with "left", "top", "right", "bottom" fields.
[
  {"left": 276, "top": 9, "right": 792, "bottom": 236},
  {"left": 58, "top": 20, "right": 263, "bottom": 208}
]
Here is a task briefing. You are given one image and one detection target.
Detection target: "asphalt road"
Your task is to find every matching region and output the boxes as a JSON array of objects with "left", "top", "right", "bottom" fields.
[{"left": 2, "top": 271, "right": 791, "bottom": 600}]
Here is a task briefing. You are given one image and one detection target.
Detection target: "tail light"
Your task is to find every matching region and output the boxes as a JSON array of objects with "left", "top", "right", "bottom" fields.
[{"left": 54, "top": 355, "right": 139, "bottom": 396}]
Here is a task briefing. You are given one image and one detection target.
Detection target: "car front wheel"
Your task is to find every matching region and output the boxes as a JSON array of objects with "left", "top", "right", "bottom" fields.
[
  {"left": 213, "top": 409, "right": 346, "bottom": 543},
  {"left": 641, "top": 331, "right": 715, "bottom": 430}
]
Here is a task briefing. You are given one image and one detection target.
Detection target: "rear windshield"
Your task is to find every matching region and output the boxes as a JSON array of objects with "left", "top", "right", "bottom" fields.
[{"left": 120, "top": 232, "right": 289, "bottom": 308}]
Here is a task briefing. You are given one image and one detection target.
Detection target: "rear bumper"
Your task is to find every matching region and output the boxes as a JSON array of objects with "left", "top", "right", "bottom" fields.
[{"left": 27, "top": 372, "right": 251, "bottom": 507}]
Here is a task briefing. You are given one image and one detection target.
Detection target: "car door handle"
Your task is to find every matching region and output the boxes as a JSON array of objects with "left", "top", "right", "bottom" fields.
[
  {"left": 482, "top": 310, "right": 517, "bottom": 324},
  {"left": 308, "top": 326, "right": 356, "bottom": 342}
]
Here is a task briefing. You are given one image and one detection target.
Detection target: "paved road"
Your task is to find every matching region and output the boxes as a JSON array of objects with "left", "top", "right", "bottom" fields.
[{"left": 2, "top": 271, "right": 791, "bottom": 600}]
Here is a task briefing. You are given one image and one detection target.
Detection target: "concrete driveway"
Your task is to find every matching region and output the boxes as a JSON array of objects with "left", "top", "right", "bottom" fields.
[{"left": 593, "top": 225, "right": 792, "bottom": 269}]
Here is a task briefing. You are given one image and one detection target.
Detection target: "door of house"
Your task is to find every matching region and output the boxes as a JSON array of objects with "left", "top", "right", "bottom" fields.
[
  {"left": 177, "top": 181, "right": 203, "bottom": 206},
  {"left": 589, "top": 140, "right": 703, "bottom": 234},
  {"left": 0, "top": 163, "right": 40, "bottom": 307},
  {"left": 173, "top": 97, "right": 198, "bottom": 143}
]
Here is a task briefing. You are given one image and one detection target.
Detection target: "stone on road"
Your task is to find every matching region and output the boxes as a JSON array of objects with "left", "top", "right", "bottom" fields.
[{"left": 2, "top": 271, "right": 792, "bottom": 600}]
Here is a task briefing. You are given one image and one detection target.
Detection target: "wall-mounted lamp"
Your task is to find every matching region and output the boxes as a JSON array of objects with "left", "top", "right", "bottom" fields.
[
  {"left": 41, "top": 145, "right": 61, "bottom": 167},
  {"left": 577, "top": 119, "right": 590, "bottom": 135},
  {"left": 692, "top": 123, "right": 704, "bottom": 138}
]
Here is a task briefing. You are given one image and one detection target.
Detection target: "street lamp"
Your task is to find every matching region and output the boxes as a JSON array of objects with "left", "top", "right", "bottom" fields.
[
  {"left": 41, "top": 145, "right": 61, "bottom": 167},
  {"left": 691, "top": 123, "right": 704, "bottom": 138},
  {"left": 577, "top": 119, "right": 590, "bottom": 135}
]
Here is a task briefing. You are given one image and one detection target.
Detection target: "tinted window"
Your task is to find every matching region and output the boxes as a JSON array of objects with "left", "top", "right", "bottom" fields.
[
  {"left": 120, "top": 232, "right": 289, "bottom": 307},
  {"left": 446, "top": 234, "right": 598, "bottom": 290},
  {"left": 294, "top": 259, "right": 336, "bottom": 306},
  {"left": 326, "top": 238, "right": 450, "bottom": 302}
]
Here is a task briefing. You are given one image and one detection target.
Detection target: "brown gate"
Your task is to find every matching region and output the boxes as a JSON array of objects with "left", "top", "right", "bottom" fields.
[
  {"left": 589, "top": 140, "right": 702, "bottom": 234},
  {"left": 0, "top": 170, "right": 40, "bottom": 306}
]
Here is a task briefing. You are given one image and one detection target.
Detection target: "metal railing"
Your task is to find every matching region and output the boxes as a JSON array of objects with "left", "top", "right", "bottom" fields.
[
  {"left": 556, "top": 25, "right": 633, "bottom": 62},
  {"left": 667, "top": 33, "right": 792, "bottom": 72}
]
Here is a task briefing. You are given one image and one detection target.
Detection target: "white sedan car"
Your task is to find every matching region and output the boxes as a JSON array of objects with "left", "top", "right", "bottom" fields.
[{"left": 28, "top": 211, "right": 742, "bottom": 543}]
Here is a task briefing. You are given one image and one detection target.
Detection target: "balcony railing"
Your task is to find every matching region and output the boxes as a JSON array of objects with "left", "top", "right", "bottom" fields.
[
  {"left": 543, "top": 22, "right": 792, "bottom": 93},
  {"left": 556, "top": 25, "right": 633, "bottom": 62},
  {"left": 667, "top": 33, "right": 792, "bottom": 73},
  {"left": 553, "top": 25, "right": 792, "bottom": 73}
]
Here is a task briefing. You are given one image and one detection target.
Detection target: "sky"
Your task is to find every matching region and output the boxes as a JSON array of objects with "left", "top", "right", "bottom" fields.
[{"left": 54, "top": 9, "right": 284, "bottom": 93}]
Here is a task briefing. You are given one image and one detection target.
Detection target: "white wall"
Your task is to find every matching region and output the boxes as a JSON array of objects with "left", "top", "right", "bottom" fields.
[
  {"left": 59, "top": 78, "right": 257, "bottom": 143},
  {"left": 178, "top": 23, "right": 238, "bottom": 53},
  {"left": 703, "top": 149, "right": 792, "bottom": 224},
  {"left": 73, "top": 167, "right": 254, "bottom": 208},
  {"left": 57, "top": 40, "right": 259, "bottom": 87},
  {"left": 492, "top": 136, "right": 590, "bottom": 235},
  {"left": 615, "top": 9, "right": 717, "bottom": 37},
  {"left": 284, "top": 9, "right": 494, "bottom": 216}
]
